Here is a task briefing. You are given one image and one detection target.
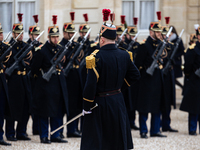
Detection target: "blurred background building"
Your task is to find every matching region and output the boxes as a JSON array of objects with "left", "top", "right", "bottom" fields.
[{"left": 0, "top": 0, "right": 199, "bottom": 47}]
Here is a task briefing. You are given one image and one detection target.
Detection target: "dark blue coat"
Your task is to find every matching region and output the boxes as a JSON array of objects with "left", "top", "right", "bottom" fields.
[
  {"left": 0, "top": 42, "right": 11, "bottom": 118},
  {"left": 180, "top": 41, "right": 200, "bottom": 114},
  {"left": 171, "top": 37, "right": 185, "bottom": 78},
  {"left": 60, "top": 38, "right": 83, "bottom": 114},
  {"left": 162, "top": 42, "right": 176, "bottom": 110},
  {"left": 6, "top": 39, "right": 32, "bottom": 121},
  {"left": 31, "top": 41, "right": 68, "bottom": 117},
  {"left": 134, "top": 36, "right": 166, "bottom": 113},
  {"left": 81, "top": 44, "right": 140, "bottom": 150}
]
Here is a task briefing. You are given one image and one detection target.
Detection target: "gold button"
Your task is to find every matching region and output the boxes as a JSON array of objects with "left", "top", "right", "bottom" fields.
[
  {"left": 52, "top": 49, "right": 54, "bottom": 51},
  {"left": 17, "top": 47, "right": 19, "bottom": 49},
  {"left": 58, "top": 72, "right": 60, "bottom": 75}
]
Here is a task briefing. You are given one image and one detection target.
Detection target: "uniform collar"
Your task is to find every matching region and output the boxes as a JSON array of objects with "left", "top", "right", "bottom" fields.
[
  {"left": 100, "top": 44, "right": 117, "bottom": 50},
  {"left": 61, "top": 38, "right": 69, "bottom": 44},
  {"left": 46, "top": 41, "right": 59, "bottom": 54}
]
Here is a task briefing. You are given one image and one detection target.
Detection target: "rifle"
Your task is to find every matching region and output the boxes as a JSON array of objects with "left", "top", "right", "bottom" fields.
[
  {"left": 162, "top": 29, "right": 184, "bottom": 75},
  {"left": 50, "top": 103, "right": 98, "bottom": 135},
  {"left": 0, "top": 30, "right": 24, "bottom": 69},
  {"left": 42, "top": 32, "right": 78, "bottom": 82},
  {"left": 3, "top": 31, "right": 11, "bottom": 43},
  {"left": 116, "top": 28, "right": 127, "bottom": 47},
  {"left": 127, "top": 31, "right": 140, "bottom": 51},
  {"left": 5, "top": 31, "right": 44, "bottom": 76},
  {"left": 63, "top": 28, "right": 91, "bottom": 76},
  {"left": 146, "top": 27, "right": 173, "bottom": 76},
  {"left": 79, "top": 33, "right": 99, "bottom": 69}
]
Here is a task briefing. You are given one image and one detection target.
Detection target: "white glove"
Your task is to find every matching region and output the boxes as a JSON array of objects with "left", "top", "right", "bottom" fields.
[{"left": 82, "top": 109, "right": 92, "bottom": 116}]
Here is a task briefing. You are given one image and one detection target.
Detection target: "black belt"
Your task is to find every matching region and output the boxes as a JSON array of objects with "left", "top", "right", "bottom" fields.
[{"left": 96, "top": 89, "right": 121, "bottom": 97}]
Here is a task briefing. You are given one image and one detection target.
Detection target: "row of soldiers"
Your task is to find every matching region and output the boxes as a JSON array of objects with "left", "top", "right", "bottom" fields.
[
  {"left": 0, "top": 9, "right": 199, "bottom": 146},
  {"left": 0, "top": 12, "right": 99, "bottom": 145}
]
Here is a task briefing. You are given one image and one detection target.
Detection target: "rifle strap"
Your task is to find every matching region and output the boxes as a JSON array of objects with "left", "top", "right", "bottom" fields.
[{"left": 86, "top": 49, "right": 99, "bottom": 82}]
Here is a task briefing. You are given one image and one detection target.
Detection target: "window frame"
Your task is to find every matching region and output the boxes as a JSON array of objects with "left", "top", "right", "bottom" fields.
[
  {"left": 0, "top": 0, "right": 39, "bottom": 40},
  {"left": 122, "top": 0, "right": 160, "bottom": 35}
]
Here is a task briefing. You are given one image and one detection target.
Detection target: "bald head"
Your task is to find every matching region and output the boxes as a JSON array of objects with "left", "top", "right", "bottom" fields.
[{"left": 99, "top": 36, "right": 115, "bottom": 48}]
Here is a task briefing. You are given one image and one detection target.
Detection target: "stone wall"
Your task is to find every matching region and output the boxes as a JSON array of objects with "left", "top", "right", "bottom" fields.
[
  {"left": 39, "top": 0, "right": 122, "bottom": 42},
  {"left": 38, "top": 0, "right": 200, "bottom": 48}
]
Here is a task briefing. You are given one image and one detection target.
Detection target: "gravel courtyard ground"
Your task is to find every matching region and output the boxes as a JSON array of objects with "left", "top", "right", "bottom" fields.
[{"left": 1, "top": 89, "right": 200, "bottom": 150}]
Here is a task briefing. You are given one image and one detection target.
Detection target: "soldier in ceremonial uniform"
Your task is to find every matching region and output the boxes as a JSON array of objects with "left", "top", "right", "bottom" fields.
[
  {"left": 0, "top": 24, "right": 12, "bottom": 146},
  {"left": 28, "top": 15, "right": 43, "bottom": 136},
  {"left": 189, "top": 33, "right": 198, "bottom": 46},
  {"left": 116, "top": 15, "right": 128, "bottom": 49},
  {"left": 134, "top": 12, "right": 167, "bottom": 138},
  {"left": 160, "top": 17, "right": 178, "bottom": 133},
  {"left": 125, "top": 17, "right": 140, "bottom": 130},
  {"left": 59, "top": 12, "right": 82, "bottom": 138},
  {"left": 80, "top": 9, "right": 140, "bottom": 150},
  {"left": 169, "top": 25, "right": 185, "bottom": 89},
  {"left": 78, "top": 13, "right": 97, "bottom": 86},
  {"left": 31, "top": 15, "right": 68, "bottom": 143},
  {"left": 5, "top": 13, "right": 32, "bottom": 141},
  {"left": 180, "top": 25, "right": 200, "bottom": 135}
]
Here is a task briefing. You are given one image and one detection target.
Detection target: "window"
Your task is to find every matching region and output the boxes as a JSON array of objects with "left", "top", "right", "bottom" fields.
[
  {"left": 0, "top": 0, "right": 38, "bottom": 40},
  {"left": 122, "top": 0, "right": 159, "bottom": 30}
]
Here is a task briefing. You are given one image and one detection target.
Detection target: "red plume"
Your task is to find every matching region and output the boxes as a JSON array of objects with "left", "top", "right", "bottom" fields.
[
  {"left": 133, "top": 17, "right": 138, "bottom": 26},
  {"left": 165, "top": 17, "right": 170, "bottom": 25},
  {"left": 83, "top": 13, "right": 88, "bottom": 22},
  {"left": 70, "top": 12, "right": 75, "bottom": 22},
  {"left": 33, "top": 15, "right": 38, "bottom": 24},
  {"left": 156, "top": 11, "right": 161, "bottom": 21},
  {"left": 17, "top": 13, "right": 23, "bottom": 22},
  {"left": 110, "top": 13, "right": 115, "bottom": 23},
  {"left": 52, "top": 15, "right": 57, "bottom": 25},
  {"left": 121, "top": 15, "right": 125, "bottom": 25},
  {"left": 102, "top": 9, "right": 111, "bottom": 22}
]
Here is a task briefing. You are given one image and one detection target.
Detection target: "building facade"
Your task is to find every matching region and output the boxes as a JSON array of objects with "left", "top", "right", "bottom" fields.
[{"left": 0, "top": 0, "right": 199, "bottom": 47}]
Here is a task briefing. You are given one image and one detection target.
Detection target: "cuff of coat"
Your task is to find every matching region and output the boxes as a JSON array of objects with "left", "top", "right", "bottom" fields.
[{"left": 83, "top": 98, "right": 94, "bottom": 111}]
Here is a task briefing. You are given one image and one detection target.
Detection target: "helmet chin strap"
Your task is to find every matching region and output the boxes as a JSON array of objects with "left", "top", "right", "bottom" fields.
[
  {"left": 153, "top": 31, "right": 159, "bottom": 40},
  {"left": 32, "top": 34, "right": 35, "bottom": 41},
  {"left": 49, "top": 36, "right": 56, "bottom": 47}
]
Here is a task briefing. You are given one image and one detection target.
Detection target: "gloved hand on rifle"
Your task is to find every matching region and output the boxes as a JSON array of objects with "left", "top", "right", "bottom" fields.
[{"left": 82, "top": 109, "right": 92, "bottom": 116}]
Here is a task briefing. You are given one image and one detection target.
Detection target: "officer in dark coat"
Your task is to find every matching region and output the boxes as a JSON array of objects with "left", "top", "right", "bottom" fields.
[
  {"left": 80, "top": 14, "right": 140, "bottom": 150},
  {"left": 31, "top": 15, "right": 68, "bottom": 143},
  {"left": 28, "top": 15, "right": 43, "bottom": 136},
  {"left": 59, "top": 13, "right": 82, "bottom": 138},
  {"left": 169, "top": 25, "right": 185, "bottom": 88},
  {"left": 134, "top": 21, "right": 167, "bottom": 138},
  {"left": 160, "top": 23, "right": 178, "bottom": 132},
  {"left": 180, "top": 25, "right": 200, "bottom": 135},
  {"left": 0, "top": 24, "right": 12, "bottom": 146},
  {"left": 5, "top": 14, "right": 32, "bottom": 141},
  {"left": 125, "top": 18, "right": 140, "bottom": 130}
]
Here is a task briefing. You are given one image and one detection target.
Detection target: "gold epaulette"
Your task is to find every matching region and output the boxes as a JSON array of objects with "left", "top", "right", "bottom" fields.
[
  {"left": 35, "top": 44, "right": 43, "bottom": 52},
  {"left": 90, "top": 41, "right": 99, "bottom": 48},
  {"left": 86, "top": 49, "right": 99, "bottom": 82},
  {"left": 127, "top": 51, "right": 133, "bottom": 62},
  {"left": 168, "top": 41, "right": 174, "bottom": 45},
  {"left": 133, "top": 45, "right": 138, "bottom": 49},
  {"left": 184, "top": 48, "right": 188, "bottom": 53},
  {"left": 57, "top": 43, "right": 63, "bottom": 47},
  {"left": 189, "top": 43, "right": 196, "bottom": 50},
  {"left": 3, "top": 42, "right": 10, "bottom": 45}
]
